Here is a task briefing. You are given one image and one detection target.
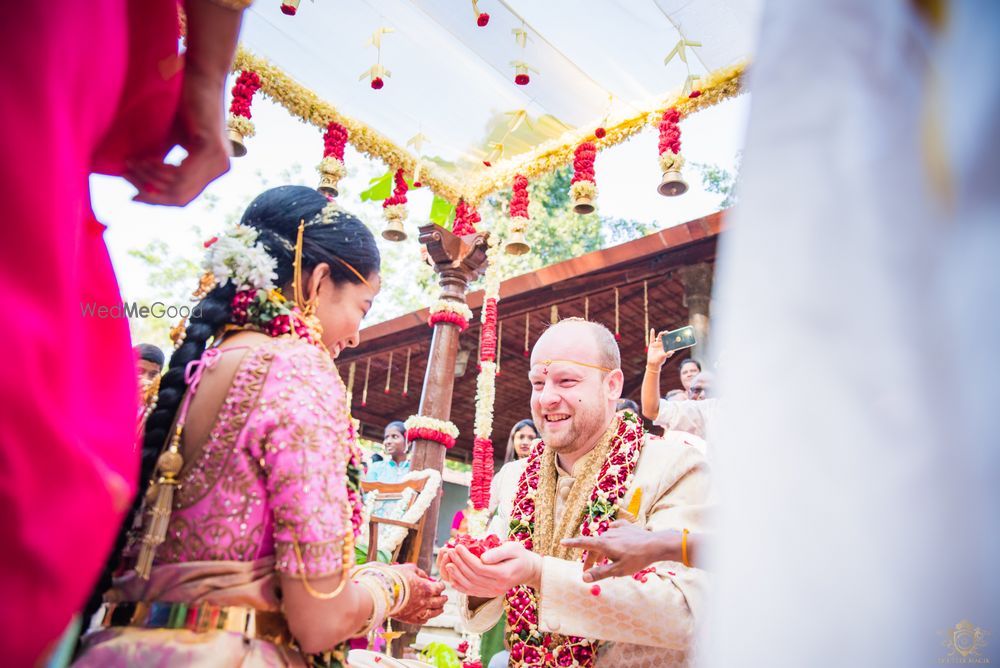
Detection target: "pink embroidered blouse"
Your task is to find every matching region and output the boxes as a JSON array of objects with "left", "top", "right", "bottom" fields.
[{"left": 155, "top": 337, "right": 354, "bottom": 578}]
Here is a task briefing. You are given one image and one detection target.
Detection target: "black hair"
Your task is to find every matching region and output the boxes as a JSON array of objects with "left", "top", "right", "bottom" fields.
[
  {"left": 385, "top": 420, "right": 407, "bottom": 438},
  {"left": 679, "top": 358, "right": 702, "bottom": 373},
  {"left": 78, "top": 186, "right": 380, "bottom": 643},
  {"left": 504, "top": 418, "right": 538, "bottom": 464},
  {"left": 616, "top": 398, "right": 640, "bottom": 413},
  {"left": 134, "top": 343, "right": 165, "bottom": 368}
]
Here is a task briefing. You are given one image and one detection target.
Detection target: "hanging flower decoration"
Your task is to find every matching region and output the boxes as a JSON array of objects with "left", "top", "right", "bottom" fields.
[
  {"left": 280, "top": 0, "right": 299, "bottom": 15},
  {"left": 510, "top": 28, "right": 535, "bottom": 86},
  {"left": 505, "top": 174, "right": 531, "bottom": 255},
  {"left": 383, "top": 169, "right": 409, "bottom": 222},
  {"left": 360, "top": 27, "right": 394, "bottom": 90},
  {"left": 227, "top": 70, "right": 262, "bottom": 157},
  {"left": 595, "top": 127, "right": 607, "bottom": 139},
  {"left": 317, "top": 121, "right": 348, "bottom": 197},
  {"left": 452, "top": 199, "right": 481, "bottom": 236},
  {"left": 470, "top": 234, "right": 502, "bottom": 510},
  {"left": 570, "top": 142, "right": 597, "bottom": 214},
  {"left": 407, "top": 133, "right": 429, "bottom": 188},
  {"left": 472, "top": 0, "right": 489, "bottom": 26},
  {"left": 427, "top": 299, "right": 474, "bottom": 331},
  {"left": 405, "top": 415, "right": 459, "bottom": 449},
  {"left": 657, "top": 107, "right": 689, "bottom": 196}
]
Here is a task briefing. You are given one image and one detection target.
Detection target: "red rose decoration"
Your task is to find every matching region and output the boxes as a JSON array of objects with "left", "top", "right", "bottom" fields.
[
  {"left": 595, "top": 127, "right": 606, "bottom": 139},
  {"left": 689, "top": 90, "right": 702, "bottom": 98},
  {"left": 515, "top": 73, "right": 530, "bottom": 86},
  {"left": 280, "top": 3, "right": 297, "bottom": 15},
  {"left": 477, "top": 12, "right": 490, "bottom": 26},
  {"left": 371, "top": 77, "right": 384, "bottom": 90},
  {"left": 446, "top": 533, "right": 502, "bottom": 558}
]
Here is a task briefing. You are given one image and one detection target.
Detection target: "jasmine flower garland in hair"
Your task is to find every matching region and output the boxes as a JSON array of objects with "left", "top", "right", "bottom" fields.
[{"left": 202, "top": 223, "right": 278, "bottom": 291}]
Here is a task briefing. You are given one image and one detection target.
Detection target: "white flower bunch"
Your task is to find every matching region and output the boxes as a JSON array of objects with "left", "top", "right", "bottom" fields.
[{"left": 202, "top": 224, "right": 279, "bottom": 291}]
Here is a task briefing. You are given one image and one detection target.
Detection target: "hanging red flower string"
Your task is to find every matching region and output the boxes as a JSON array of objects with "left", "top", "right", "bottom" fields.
[
  {"left": 452, "top": 199, "right": 481, "bottom": 236},
  {"left": 381, "top": 168, "right": 409, "bottom": 242},
  {"left": 570, "top": 141, "right": 597, "bottom": 214},
  {"left": 469, "top": 234, "right": 502, "bottom": 511},
  {"left": 657, "top": 107, "right": 689, "bottom": 196},
  {"left": 280, "top": 0, "right": 300, "bottom": 15},
  {"left": 317, "top": 121, "right": 348, "bottom": 197},
  {"left": 505, "top": 174, "right": 531, "bottom": 255},
  {"left": 227, "top": 70, "right": 262, "bottom": 157}
]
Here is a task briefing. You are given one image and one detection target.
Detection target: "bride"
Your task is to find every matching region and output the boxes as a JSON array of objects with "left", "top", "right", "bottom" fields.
[{"left": 74, "top": 186, "right": 445, "bottom": 667}]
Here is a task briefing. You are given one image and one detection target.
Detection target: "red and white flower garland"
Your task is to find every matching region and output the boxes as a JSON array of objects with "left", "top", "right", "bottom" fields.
[
  {"left": 658, "top": 107, "right": 684, "bottom": 174},
  {"left": 570, "top": 142, "right": 597, "bottom": 209},
  {"left": 317, "top": 121, "right": 348, "bottom": 196},
  {"left": 427, "top": 299, "right": 474, "bottom": 331},
  {"left": 227, "top": 70, "right": 262, "bottom": 152},
  {"left": 504, "top": 414, "right": 645, "bottom": 667},
  {"left": 405, "top": 415, "right": 459, "bottom": 449},
  {"left": 508, "top": 174, "right": 530, "bottom": 238},
  {"left": 470, "top": 234, "right": 502, "bottom": 510},
  {"left": 383, "top": 168, "right": 409, "bottom": 226}
]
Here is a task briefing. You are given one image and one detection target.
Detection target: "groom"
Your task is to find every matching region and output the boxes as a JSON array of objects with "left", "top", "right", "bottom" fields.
[{"left": 438, "top": 319, "right": 710, "bottom": 667}]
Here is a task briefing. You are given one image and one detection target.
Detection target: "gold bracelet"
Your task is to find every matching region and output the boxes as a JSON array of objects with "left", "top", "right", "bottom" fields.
[
  {"left": 354, "top": 564, "right": 402, "bottom": 613},
  {"left": 681, "top": 528, "right": 690, "bottom": 568},
  {"left": 290, "top": 532, "right": 348, "bottom": 600}
]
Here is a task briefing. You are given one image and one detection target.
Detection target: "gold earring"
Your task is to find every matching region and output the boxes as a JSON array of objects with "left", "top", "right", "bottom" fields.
[{"left": 302, "top": 295, "right": 324, "bottom": 340}]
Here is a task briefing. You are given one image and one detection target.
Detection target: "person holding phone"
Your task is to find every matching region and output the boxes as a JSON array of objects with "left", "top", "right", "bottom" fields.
[{"left": 641, "top": 328, "right": 718, "bottom": 441}]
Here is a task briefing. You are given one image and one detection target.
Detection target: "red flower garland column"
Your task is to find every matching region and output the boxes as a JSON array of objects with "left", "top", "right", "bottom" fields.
[
  {"left": 317, "top": 122, "right": 348, "bottom": 197},
  {"left": 505, "top": 174, "right": 531, "bottom": 255},
  {"left": 227, "top": 71, "right": 262, "bottom": 158},
  {"left": 381, "top": 168, "right": 409, "bottom": 241},
  {"left": 570, "top": 142, "right": 597, "bottom": 214},
  {"left": 657, "top": 107, "right": 689, "bottom": 196}
]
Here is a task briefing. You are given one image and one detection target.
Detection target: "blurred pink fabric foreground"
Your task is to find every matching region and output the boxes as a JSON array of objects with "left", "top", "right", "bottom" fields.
[{"left": 0, "top": 0, "right": 181, "bottom": 663}]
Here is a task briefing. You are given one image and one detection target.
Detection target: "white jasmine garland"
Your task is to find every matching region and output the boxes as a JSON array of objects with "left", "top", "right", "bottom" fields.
[{"left": 202, "top": 224, "right": 278, "bottom": 291}]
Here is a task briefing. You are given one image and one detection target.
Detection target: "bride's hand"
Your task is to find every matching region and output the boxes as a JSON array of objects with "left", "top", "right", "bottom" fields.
[{"left": 390, "top": 563, "right": 447, "bottom": 625}]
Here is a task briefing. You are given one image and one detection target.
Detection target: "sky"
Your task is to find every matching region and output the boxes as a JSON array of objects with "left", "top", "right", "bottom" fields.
[{"left": 91, "top": 88, "right": 749, "bottom": 333}]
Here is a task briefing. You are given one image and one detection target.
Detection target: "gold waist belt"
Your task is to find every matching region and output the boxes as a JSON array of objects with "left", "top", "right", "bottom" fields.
[{"left": 96, "top": 601, "right": 293, "bottom": 647}]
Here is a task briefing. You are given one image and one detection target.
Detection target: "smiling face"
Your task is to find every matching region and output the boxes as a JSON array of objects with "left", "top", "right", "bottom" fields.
[
  {"left": 528, "top": 321, "right": 623, "bottom": 462},
  {"left": 304, "top": 264, "right": 381, "bottom": 358}
]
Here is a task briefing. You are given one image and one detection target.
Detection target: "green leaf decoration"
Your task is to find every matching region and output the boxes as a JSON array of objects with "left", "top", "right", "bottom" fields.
[
  {"left": 359, "top": 170, "right": 394, "bottom": 202},
  {"left": 429, "top": 194, "right": 457, "bottom": 228}
]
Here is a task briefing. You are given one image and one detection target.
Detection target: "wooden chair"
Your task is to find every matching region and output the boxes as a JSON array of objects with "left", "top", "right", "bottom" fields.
[{"left": 359, "top": 476, "right": 432, "bottom": 565}]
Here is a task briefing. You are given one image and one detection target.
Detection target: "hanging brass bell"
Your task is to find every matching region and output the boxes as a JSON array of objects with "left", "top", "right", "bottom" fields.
[
  {"left": 572, "top": 195, "right": 595, "bottom": 215},
  {"left": 658, "top": 170, "right": 688, "bottom": 197},
  {"left": 381, "top": 219, "right": 407, "bottom": 242},
  {"left": 317, "top": 172, "right": 339, "bottom": 197},
  {"left": 505, "top": 229, "right": 530, "bottom": 255},
  {"left": 228, "top": 128, "right": 247, "bottom": 158}
]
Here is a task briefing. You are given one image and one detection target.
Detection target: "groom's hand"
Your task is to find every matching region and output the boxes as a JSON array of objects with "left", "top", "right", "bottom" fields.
[{"left": 441, "top": 542, "right": 541, "bottom": 598}]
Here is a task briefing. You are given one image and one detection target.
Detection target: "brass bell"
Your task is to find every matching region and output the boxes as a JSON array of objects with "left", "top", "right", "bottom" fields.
[
  {"left": 505, "top": 229, "right": 530, "bottom": 255},
  {"left": 658, "top": 170, "right": 688, "bottom": 197},
  {"left": 381, "top": 219, "right": 407, "bottom": 242},
  {"left": 572, "top": 195, "right": 595, "bottom": 215},
  {"left": 228, "top": 128, "right": 247, "bottom": 158},
  {"left": 317, "top": 173, "right": 339, "bottom": 198}
]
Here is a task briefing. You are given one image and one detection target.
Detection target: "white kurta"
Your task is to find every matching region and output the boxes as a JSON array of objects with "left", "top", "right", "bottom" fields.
[{"left": 460, "top": 431, "right": 711, "bottom": 667}]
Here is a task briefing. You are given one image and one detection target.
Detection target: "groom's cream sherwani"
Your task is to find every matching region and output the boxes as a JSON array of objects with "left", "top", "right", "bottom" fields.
[{"left": 459, "top": 430, "right": 711, "bottom": 667}]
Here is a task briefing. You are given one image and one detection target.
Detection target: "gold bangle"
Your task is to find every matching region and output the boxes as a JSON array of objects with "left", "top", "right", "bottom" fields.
[
  {"left": 352, "top": 577, "right": 388, "bottom": 637},
  {"left": 291, "top": 533, "right": 348, "bottom": 600},
  {"left": 681, "top": 528, "right": 690, "bottom": 568}
]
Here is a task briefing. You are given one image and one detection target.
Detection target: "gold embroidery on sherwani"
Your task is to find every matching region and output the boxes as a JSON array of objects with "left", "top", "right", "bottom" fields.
[{"left": 534, "top": 424, "right": 616, "bottom": 561}]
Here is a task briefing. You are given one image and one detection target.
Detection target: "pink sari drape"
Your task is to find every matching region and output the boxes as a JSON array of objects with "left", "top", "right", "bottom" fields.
[{"left": 0, "top": 0, "right": 181, "bottom": 663}]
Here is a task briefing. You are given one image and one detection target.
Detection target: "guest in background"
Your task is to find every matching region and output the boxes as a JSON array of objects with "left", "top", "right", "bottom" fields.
[
  {"left": 133, "top": 343, "right": 164, "bottom": 391},
  {"left": 366, "top": 420, "right": 411, "bottom": 483}
]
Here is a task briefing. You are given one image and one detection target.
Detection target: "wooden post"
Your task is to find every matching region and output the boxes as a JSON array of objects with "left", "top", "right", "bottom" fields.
[
  {"left": 410, "top": 223, "right": 489, "bottom": 572},
  {"left": 679, "top": 262, "right": 713, "bottom": 362}
]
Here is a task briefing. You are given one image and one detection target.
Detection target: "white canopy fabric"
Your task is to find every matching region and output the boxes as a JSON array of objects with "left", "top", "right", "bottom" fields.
[{"left": 238, "top": 0, "right": 759, "bottom": 181}]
